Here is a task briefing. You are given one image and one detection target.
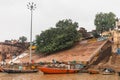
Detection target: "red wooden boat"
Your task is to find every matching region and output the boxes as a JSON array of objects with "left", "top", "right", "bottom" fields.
[{"left": 38, "top": 67, "right": 80, "bottom": 74}]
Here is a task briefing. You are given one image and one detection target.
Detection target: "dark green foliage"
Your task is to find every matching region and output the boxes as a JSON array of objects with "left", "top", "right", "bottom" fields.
[
  {"left": 92, "top": 30, "right": 100, "bottom": 38},
  {"left": 79, "top": 27, "right": 90, "bottom": 39},
  {"left": 19, "top": 36, "right": 27, "bottom": 43},
  {"left": 94, "top": 12, "right": 116, "bottom": 33},
  {"left": 36, "top": 19, "right": 81, "bottom": 54}
]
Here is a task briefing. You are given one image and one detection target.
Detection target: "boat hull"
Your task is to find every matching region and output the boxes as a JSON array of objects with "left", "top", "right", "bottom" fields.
[
  {"left": 88, "top": 69, "right": 99, "bottom": 74},
  {"left": 102, "top": 72, "right": 114, "bottom": 75},
  {"left": 2, "top": 68, "right": 38, "bottom": 73},
  {"left": 38, "top": 67, "right": 79, "bottom": 74}
]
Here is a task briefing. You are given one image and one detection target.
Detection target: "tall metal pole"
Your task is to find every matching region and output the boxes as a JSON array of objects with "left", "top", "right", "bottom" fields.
[{"left": 27, "top": 2, "right": 36, "bottom": 63}]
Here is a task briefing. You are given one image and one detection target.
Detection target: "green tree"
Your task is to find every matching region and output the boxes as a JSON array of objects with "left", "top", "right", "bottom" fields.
[
  {"left": 92, "top": 30, "right": 100, "bottom": 38},
  {"left": 19, "top": 36, "right": 27, "bottom": 43},
  {"left": 36, "top": 19, "right": 81, "bottom": 54},
  {"left": 79, "top": 27, "right": 90, "bottom": 39},
  {"left": 94, "top": 12, "right": 116, "bottom": 33}
]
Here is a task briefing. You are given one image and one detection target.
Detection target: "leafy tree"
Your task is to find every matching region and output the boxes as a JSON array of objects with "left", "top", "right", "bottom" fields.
[
  {"left": 19, "top": 36, "right": 27, "bottom": 43},
  {"left": 92, "top": 30, "right": 100, "bottom": 38},
  {"left": 94, "top": 12, "right": 116, "bottom": 33},
  {"left": 79, "top": 27, "right": 90, "bottom": 39},
  {"left": 56, "top": 19, "right": 78, "bottom": 28},
  {"left": 36, "top": 19, "right": 81, "bottom": 54}
]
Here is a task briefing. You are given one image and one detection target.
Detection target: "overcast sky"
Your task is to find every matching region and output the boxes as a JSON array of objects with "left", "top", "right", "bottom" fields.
[{"left": 0, "top": 0, "right": 120, "bottom": 42}]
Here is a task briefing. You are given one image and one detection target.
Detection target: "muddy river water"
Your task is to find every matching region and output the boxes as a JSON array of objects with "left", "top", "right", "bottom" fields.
[{"left": 0, "top": 72, "right": 119, "bottom": 80}]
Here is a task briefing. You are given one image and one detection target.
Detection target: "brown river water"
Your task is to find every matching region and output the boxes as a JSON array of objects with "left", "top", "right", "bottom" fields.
[{"left": 0, "top": 71, "right": 119, "bottom": 80}]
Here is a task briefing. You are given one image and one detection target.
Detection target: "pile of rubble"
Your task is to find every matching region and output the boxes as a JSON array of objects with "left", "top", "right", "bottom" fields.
[{"left": 0, "top": 42, "right": 29, "bottom": 61}]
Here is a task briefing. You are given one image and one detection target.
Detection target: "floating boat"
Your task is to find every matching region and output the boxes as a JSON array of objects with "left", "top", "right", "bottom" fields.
[
  {"left": 118, "top": 72, "right": 120, "bottom": 76},
  {"left": 0, "top": 67, "right": 3, "bottom": 72},
  {"left": 2, "top": 68, "right": 38, "bottom": 73},
  {"left": 38, "top": 67, "right": 80, "bottom": 74},
  {"left": 101, "top": 68, "right": 115, "bottom": 75},
  {"left": 88, "top": 69, "right": 99, "bottom": 74},
  {"left": 102, "top": 72, "right": 114, "bottom": 75}
]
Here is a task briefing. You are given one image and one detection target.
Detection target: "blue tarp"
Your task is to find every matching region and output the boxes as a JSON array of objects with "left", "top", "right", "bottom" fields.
[{"left": 97, "top": 37, "right": 107, "bottom": 41}]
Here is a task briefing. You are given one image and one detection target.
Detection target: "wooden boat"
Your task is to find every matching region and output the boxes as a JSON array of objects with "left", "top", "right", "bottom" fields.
[
  {"left": 118, "top": 72, "right": 120, "bottom": 76},
  {"left": 101, "top": 68, "right": 115, "bottom": 75},
  {"left": 0, "top": 67, "right": 3, "bottom": 72},
  {"left": 2, "top": 68, "right": 38, "bottom": 73},
  {"left": 38, "top": 67, "right": 80, "bottom": 74},
  {"left": 102, "top": 72, "right": 114, "bottom": 75},
  {"left": 88, "top": 69, "right": 99, "bottom": 74}
]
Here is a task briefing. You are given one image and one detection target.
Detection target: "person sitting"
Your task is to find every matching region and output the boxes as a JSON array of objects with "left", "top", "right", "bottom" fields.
[{"left": 52, "top": 59, "right": 56, "bottom": 64}]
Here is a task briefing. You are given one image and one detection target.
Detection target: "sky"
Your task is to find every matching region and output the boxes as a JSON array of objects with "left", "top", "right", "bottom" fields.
[{"left": 0, "top": 0, "right": 120, "bottom": 42}]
